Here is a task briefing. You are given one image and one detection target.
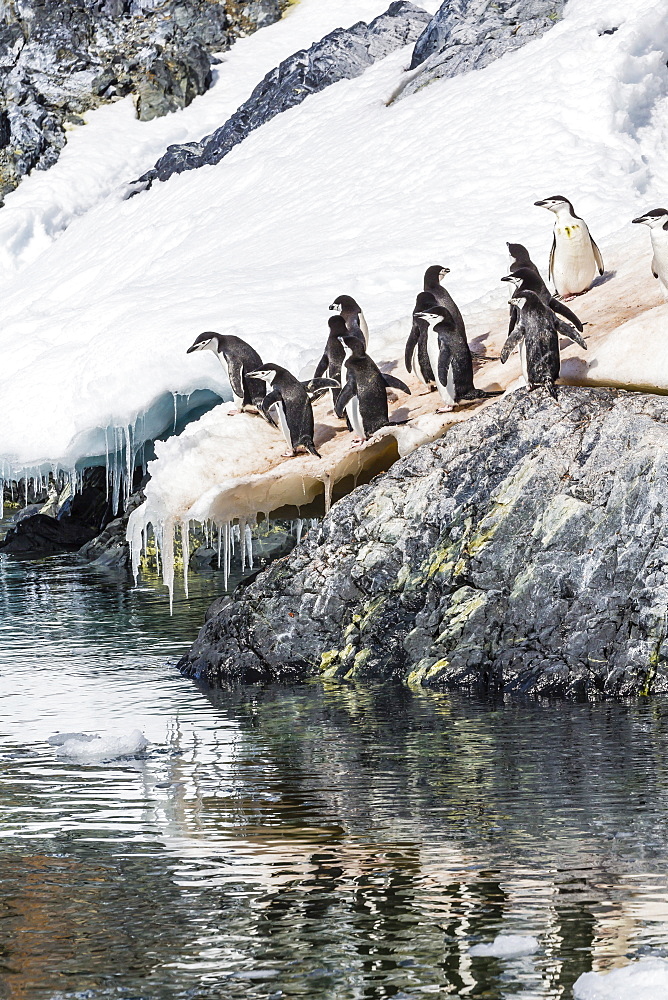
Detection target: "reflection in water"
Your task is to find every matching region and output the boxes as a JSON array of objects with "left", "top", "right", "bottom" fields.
[{"left": 1, "top": 549, "right": 668, "bottom": 998}]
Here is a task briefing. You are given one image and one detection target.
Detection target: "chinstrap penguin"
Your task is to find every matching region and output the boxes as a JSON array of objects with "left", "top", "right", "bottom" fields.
[
  {"left": 313, "top": 315, "right": 348, "bottom": 407},
  {"left": 414, "top": 306, "right": 502, "bottom": 412},
  {"left": 334, "top": 334, "right": 410, "bottom": 445},
  {"left": 632, "top": 208, "right": 668, "bottom": 299},
  {"left": 535, "top": 196, "right": 604, "bottom": 298},
  {"left": 423, "top": 265, "right": 466, "bottom": 340},
  {"left": 329, "top": 294, "right": 369, "bottom": 345},
  {"left": 187, "top": 332, "right": 267, "bottom": 416},
  {"left": 502, "top": 267, "right": 584, "bottom": 336},
  {"left": 247, "top": 365, "right": 321, "bottom": 457},
  {"left": 405, "top": 290, "right": 438, "bottom": 389},
  {"left": 500, "top": 290, "right": 587, "bottom": 399}
]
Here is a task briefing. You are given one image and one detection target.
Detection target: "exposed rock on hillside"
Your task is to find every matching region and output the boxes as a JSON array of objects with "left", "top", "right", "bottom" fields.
[
  {"left": 399, "top": 0, "right": 568, "bottom": 100},
  {"left": 0, "top": 0, "right": 288, "bottom": 202},
  {"left": 179, "top": 388, "right": 668, "bottom": 699},
  {"left": 133, "top": 1, "right": 431, "bottom": 189}
]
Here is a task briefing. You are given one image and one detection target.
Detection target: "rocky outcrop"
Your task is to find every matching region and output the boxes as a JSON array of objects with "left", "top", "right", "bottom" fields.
[
  {"left": 0, "top": 0, "right": 289, "bottom": 203},
  {"left": 179, "top": 388, "right": 668, "bottom": 698},
  {"left": 397, "top": 0, "right": 567, "bottom": 101},
  {"left": 132, "top": 1, "right": 432, "bottom": 189}
]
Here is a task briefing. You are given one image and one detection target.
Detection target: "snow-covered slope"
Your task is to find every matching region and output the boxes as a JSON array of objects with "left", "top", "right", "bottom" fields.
[{"left": 1, "top": 0, "right": 668, "bottom": 576}]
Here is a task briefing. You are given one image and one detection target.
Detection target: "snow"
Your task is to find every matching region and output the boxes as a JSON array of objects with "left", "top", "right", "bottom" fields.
[
  {"left": 49, "top": 729, "right": 149, "bottom": 762},
  {"left": 573, "top": 958, "right": 668, "bottom": 999},
  {"left": 469, "top": 935, "right": 540, "bottom": 958},
  {"left": 1, "top": 0, "right": 668, "bottom": 593}
]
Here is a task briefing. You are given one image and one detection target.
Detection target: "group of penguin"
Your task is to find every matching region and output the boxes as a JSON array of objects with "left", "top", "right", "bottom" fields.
[{"left": 186, "top": 196, "right": 668, "bottom": 459}]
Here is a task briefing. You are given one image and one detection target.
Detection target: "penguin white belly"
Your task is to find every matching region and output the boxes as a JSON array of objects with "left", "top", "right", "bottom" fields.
[
  {"left": 345, "top": 395, "right": 365, "bottom": 438},
  {"left": 519, "top": 339, "right": 528, "bottom": 380},
  {"left": 359, "top": 311, "right": 370, "bottom": 346},
  {"left": 269, "top": 401, "right": 293, "bottom": 451},
  {"left": 216, "top": 354, "right": 243, "bottom": 408},
  {"left": 412, "top": 343, "right": 429, "bottom": 385},
  {"left": 650, "top": 232, "right": 668, "bottom": 299},
  {"left": 426, "top": 329, "right": 456, "bottom": 406},
  {"left": 552, "top": 224, "right": 598, "bottom": 296}
]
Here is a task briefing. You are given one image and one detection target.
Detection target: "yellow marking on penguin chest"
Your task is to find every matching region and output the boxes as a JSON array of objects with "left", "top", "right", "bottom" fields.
[{"left": 559, "top": 223, "right": 581, "bottom": 240}]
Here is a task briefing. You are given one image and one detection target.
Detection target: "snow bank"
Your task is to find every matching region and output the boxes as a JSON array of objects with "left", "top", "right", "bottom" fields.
[
  {"left": 469, "top": 935, "right": 540, "bottom": 958},
  {"left": 49, "top": 729, "right": 149, "bottom": 761},
  {"left": 573, "top": 958, "right": 668, "bottom": 999},
  {"left": 2, "top": 0, "right": 668, "bottom": 588}
]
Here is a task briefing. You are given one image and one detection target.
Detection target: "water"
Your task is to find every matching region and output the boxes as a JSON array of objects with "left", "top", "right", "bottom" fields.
[{"left": 2, "top": 548, "right": 668, "bottom": 999}]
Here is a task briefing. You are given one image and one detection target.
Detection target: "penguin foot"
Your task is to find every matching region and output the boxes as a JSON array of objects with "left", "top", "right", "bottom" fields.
[
  {"left": 227, "top": 409, "right": 240, "bottom": 416},
  {"left": 282, "top": 450, "right": 296, "bottom": 458},
  {"left": 436, "top": 405, "right": 455, "bottom": 413},
  {"left": 350, "top": 437, "right": 365, "bottom": 447}
]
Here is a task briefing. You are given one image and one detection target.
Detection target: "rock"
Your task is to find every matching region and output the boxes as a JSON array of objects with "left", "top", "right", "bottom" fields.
[
  {"left": 178, "top": 388, "right": 668, "bottom": 698},
  {"left": 134, "top": 1, "right": 432, "bottom": 188},
  {"left": 77, "top": 484, "right": 146, "bottom": 570},
  {"left": 396, "top": 0, "right": 567, "bottom": 101},
  {"left": 0, "top": 468, "right": 111, "bottom": 557},
  {"left": 0, "top": 0, "right": 289, "bottom": 203}
]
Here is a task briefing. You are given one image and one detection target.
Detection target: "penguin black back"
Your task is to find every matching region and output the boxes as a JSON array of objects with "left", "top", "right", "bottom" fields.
[
  {"left": 423, "top": 265, "right": 466, "bottom": 341},
  {"left": 247, "top": 364, "right": 320, "bottom": 456},
  {"left": 335, "top": 334, "right": 410, "bottom": 440},
  {"left": 500, "top": 290, "right": 560, "bottom": 398},
  {"left": 186, "top": 332, "right": 266, "bottom": 410},
  {"left": 329, "top": 294, "right": 368, "bottom": 344}
]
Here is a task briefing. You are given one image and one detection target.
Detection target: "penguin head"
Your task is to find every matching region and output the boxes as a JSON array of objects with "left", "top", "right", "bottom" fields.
[
  {"left": 632, "top": 208, "right": 668, "bottom": 229},
  {"left": 247, "top": 366, "right": 279, "bottom": 385},
  {"left": 502, "top": 268, "right": 539, "bottom": 289},
  {"left": 509, "top": 290, "right": 542, "bottom": 309},
  {"left": 328, "top": 314, "right": 348, "bottom": 335},
  {"left": 535, "top": 195, "right": 575, "bottom": 216},
  {"left": 414, "top": 305, "right": 456, "bottom": 330},
  {"left": 329, "top": 294, "right": 361, "bottom": 314},
  {"left": 424, "top": 264, "right": 449, "bottom": 287},
  {"left": 506, "top": 242, "right": 533, "bottom": 264},
  {"left": 186, "top": 331, "right": 222, "bottom": 355},
  {"left": 501, "top": 273, "right": 523, "bottom": 287},
  {"left": 335, "top": 331, "right": 365, "bottom": 357}
]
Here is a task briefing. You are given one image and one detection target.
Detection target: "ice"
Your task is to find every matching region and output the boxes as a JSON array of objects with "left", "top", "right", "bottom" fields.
[
  {"left": 1, "top": 0, "right": 668, "bottom": 584},
  {"left": 469, "top": 935, "right": 540, "bottom": 958},
  {"left": 573, "top": 958, "right": 668, "bottom": 999},
  {"left": 51, "top": 729, "right": 149, "bottom": 762}
]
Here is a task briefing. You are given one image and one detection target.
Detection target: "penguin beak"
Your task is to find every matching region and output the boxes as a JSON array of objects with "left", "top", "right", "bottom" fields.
[
  {"left": 632, "top": 215, "right": 649, "bottom": 225},
  {"left": 500, "top": 275, "right": 515, "bottom": 283},
  {"left": 186, "top": 341, "right": 206, "bottom": 353},
  {"left": 534, "top": 199, "right": 548, "bottom": 207}
]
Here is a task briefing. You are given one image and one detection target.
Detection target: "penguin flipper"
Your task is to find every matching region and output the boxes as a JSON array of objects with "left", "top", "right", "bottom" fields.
[
  {"left": 313, "top": 353, "right": 329, "bottom": 380},
  {"left": 382, "top": 373, "right": 411, "bottom": 394},
  {"left": 591, "top": 237, "right": 604, "bottom": 275},
  {"left": 334, "top": 382, "right": 355, "bottom": 419},
  {"left": 405, "top": 320, "right": 421, "bottom": 373},
  {"left": 500, "top": 326, "right": 524, "bottom": 364},
  {"left": 260, "top": 389, "right": 281, "bottom": 418},
  {"left": 556, "top": 317, "right": 587, "bottom": 349},
  {"left": 652, "top": 257, "right": 659, "bottom": 279},
  {"left": 550, "top": 298, "right": 583, "bottom": 332},
  {"left": 299, "top": 437, "right": 320, "bottom": 458},
  {"left": 549, "top": 234, "right": 556, "bottom": 283},
  {"left": 508, "top": 305, "right": 518, "bottom": 336}
]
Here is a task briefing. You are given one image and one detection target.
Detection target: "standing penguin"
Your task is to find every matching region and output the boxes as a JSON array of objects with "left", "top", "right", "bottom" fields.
[
  {"left": 247, "top": 365, "right": 320, "bottom": 457},
  {"left": 423, "top": 265, "right": 466, "bottom": 339},
  {"left": 507, "top": 242, "right": 541, "bottom": 276},
  {"left": 187, "top": 332, "right": 266, "bottom": 414},
  {"left": 313, "top": 315, "right": 347, "bottom": 407},
  {"left": 632, "top": 208, "right": 668, "bottom": 298},
  {"left": 500, "top": 290, "right": 587, "bottom": 399},
  {"left": 414, "top": 306, "right": 502, "bottom": 412},
  {"left": 535, "top": 196, "right": 604, "bottom": 297},
  {"left": 502, "top": 267, "right": 584, "bottom": 336},
  {"left": 329, "top": 295, "right": 369, "bottom": 345},
  {"left": 405, "top": 290, "right": 438, "bottom": 388},
  {"left": 334, "top": 334, "right": 410, "bottom": 444}
]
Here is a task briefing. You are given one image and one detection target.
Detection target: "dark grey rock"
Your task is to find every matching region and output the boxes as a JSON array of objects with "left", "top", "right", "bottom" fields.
[
  {"left": 178, "top": 388, "right": 668, "bottom": 698},
  {"left": 135, "top": 2, "right": 431, "bottom": 188},
  {"left": 397, "top": 0, "right": 567, "bottom": 100},
  {"left": 0, "top": 0, "right": 288, "bottom": 202},
  {"left": 77, "top": 486, "right": 145, "bottom": 570}
]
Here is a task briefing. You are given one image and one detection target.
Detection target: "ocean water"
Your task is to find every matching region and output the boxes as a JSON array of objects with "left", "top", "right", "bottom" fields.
[{"left": 2, "top": 544, "right": 668, "bottom": 1000}]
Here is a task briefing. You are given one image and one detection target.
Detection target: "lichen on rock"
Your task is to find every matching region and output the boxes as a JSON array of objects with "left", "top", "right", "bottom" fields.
[{"left": 178, "top": 388, "right": 668, "bottom": 698}]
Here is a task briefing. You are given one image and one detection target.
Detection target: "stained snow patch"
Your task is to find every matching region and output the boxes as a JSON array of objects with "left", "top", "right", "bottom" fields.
[
  {"left": 573, "top": 958, "right": 668, "bottom": 999},
  {"left": 469, "top": 935, "right": 540, "bottom": 957},
  {"left": 50, "top": 729, "right": 148, "bottom": 761}
]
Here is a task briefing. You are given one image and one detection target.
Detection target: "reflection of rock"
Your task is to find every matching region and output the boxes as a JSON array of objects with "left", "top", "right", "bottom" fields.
[
  {"left": 179, "top": 388, "right": 668, "bottom": 697},
  {"left": 0, "top": 0, "right": 289, "bottom": 202},
  {"left": 134, "top": 1, "right": 431, "bottom": 188}
]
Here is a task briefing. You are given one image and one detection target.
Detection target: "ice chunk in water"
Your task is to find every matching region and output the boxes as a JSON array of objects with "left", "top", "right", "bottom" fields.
[
  {"left": 469, "top": 935, "right": 539, "bottom": 957},
  {"left": 47, "top": 732, "right": 100, "bottom": 746},
  {"left": 52, "top": 729, "right": 148, "bottom": 761},
  {"left": 573, "top": 958, "right": 668, "bottom": 999}
]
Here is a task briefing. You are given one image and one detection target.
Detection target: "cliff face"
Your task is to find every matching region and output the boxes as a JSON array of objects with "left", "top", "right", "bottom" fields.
[
  {"left": 179, "top": 388, "right": 668, "bottom": 699},
  {"left": 0, "top": 0, "right": 288, "bottom": 202}
]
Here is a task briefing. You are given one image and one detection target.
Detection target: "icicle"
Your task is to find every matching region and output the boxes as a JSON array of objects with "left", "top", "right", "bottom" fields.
[
  {"left": 224, "top": 521, "right": 231, "bottom": 590},
  {"left": 181, "top": 519, "right": 190, "bottom": 599},
  {"left": 0, "top": 478, "right": 3, "bottom": 521},
  {"left": 322, "top": 472, "right": 333, "bottom": 514},
  {"left": 295, "top": 518, "right": 303, "bottom": 545},
  {"left": 245, "top": 523, "right": 253, "bottom": 570},
  {"left": 159, "top": 518, "right": 176, "bottom": 614},
  {"left": 217, "top": 524, "right": 222, "bottom": 570}
]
